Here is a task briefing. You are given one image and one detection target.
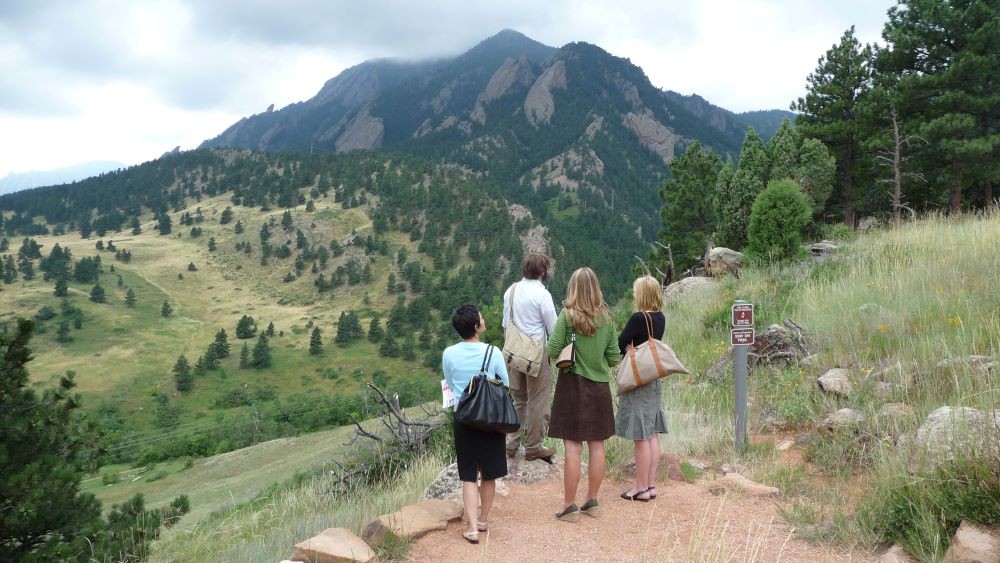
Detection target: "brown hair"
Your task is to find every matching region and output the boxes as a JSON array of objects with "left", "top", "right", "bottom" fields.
[
  {"left": 633, "top": 276, "right": 663, "bottom": 312},
  {"left": 564, "top": 267, "right": 610, "bottom": 336},
  {"left": 522, "top": 253, "right": 550, "bottom": 280}
]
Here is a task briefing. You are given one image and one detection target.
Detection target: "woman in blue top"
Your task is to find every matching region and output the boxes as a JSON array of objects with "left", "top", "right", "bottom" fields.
[{"left": 442, "top": 304, "right": 510, "bottom": 544}]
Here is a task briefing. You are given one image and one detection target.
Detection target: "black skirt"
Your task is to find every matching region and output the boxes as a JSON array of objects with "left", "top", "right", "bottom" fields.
[
  {"left": 548, "top": 371, "right": 615, "bottom": 441},
  {"left": 453, "top": 419, "right": 508, "bottom": 482}
]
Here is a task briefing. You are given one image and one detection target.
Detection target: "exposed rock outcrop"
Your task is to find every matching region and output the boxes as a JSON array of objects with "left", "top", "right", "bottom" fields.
[
  {"left": 623, "top": 111, "right": 681, "bottom": 165},
  {"left": 291, "top": 528, "right": 375, "bottom": 563},
  {"left": 705, "top": 247, "right": 743, "bottom": 278},
  {"left": 335, "top": 108, "right": 384, "bottom": 152},
  {"left": 817, "top": 368, "right": 853, "bottom": 397},
  {"left": 471, "top": 57, "right": 536, "bottom": 124},
  {"left": 912, "top": 406, "right": 1000, "bottom": 465},
  {"left": 524, "top": 60, "right": 567, "bottom": 125},
  {"left": 944, "top": 521, "right": 1000, "bottom": 563},
  {"left": 362, "top": 499, "right": 463, "bottom": 547},
  {"left": 663, "top": 276, "right": 716, "bottom": 303}
]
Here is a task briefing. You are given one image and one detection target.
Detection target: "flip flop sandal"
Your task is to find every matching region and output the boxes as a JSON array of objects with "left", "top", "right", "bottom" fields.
[
  {"left": 462, "top": 531, "right": 480, "bottom": 544},
  {"left": 477, "top": 521, "right": 488, "bottom": 532}
]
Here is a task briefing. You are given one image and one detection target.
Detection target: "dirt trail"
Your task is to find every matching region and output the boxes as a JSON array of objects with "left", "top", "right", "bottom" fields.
[{"left": 406, "top": 475, "right": 871, "bottom": 562}]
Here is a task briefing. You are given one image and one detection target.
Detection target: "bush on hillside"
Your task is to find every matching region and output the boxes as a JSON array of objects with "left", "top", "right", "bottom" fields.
[{"left": 747, "top": 179, "right": 812, "bottom": 262}]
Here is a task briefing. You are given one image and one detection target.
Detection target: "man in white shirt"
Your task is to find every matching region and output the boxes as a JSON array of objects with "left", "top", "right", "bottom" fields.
[{"left": 503, "top": 253, "right": 558, "bottom": 462}]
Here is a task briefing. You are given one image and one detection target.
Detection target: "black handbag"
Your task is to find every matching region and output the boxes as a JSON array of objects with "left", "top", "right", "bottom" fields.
[{"left": 454, "top": 345, "right": 520, "bottom": 434}]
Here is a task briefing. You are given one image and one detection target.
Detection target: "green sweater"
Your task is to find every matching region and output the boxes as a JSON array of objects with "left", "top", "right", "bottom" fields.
[{"left": 546, "top": 309, "right": 619, "bottom": 383}]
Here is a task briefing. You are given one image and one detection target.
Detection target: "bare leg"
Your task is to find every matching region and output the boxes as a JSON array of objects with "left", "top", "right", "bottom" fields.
[
  {"left": 630, "top": 439, "right": 651, "bottom": 496},
  {"left": 563, "top": 439, "right": 582, "bottom": 507},
  {"left": 647, "top": 435, "right": 662, "bottom": 494},
  {"left": 585, "top": 440, "right": 605, "bottom": 501},
  {"left": 462, "top": 482, "right": 479, "bottom": 535},
  {"left": 479, "top": 480, "right": 496, "bottom": 523}
]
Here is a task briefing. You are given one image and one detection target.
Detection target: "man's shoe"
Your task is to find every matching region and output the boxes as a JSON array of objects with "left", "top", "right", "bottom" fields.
[{"left": 524, "top": 446, "right": 556, "bottom": 463}]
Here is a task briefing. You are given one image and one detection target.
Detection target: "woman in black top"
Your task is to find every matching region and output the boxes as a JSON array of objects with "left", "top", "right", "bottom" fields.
[{"left": 614, "top": 276, "right": 668, "bottom": 502}]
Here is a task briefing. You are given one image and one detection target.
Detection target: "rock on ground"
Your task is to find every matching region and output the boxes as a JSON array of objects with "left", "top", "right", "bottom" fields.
[
  {"left": 711, "top": 473, "right": 780, "bottom": 497},
  {"left": 874, "top": 544, "right": 917, "bottom": 563},
  {"left": 663, "top": 276, "right": 716, "bottom": 303},
  {"left": 291, "top": 527, "right": 375, "bottom": 563},
  {"left": 818, "top": 408, "right": 866, "bottom": 435},
  {"left": 705, "top": 247, "right": 743, "bottom": 278},
  {"left": 362, "top": 499, "right": 463, "bottom": 547},
  {"left": 912, "top": 406, "right": 999, "bottom": 465},
  {"left": 944, "top": 521, "right": 1000, "bottom": 563},
  {"left": 818, "top": 368, "right": 853, "bottom": 397}
]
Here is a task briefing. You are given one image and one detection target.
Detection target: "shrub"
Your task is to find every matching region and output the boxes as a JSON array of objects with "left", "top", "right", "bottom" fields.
[{"left": 747, "top": 179, "right": 812, "bottom": 262}]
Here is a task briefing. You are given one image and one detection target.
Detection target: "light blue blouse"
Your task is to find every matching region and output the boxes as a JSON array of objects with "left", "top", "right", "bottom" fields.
[{"left": 442, "top": 341, "right": 509, "bottom": 398}]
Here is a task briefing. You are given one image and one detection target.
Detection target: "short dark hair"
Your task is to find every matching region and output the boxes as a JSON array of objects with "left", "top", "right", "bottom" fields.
[
  {"left": 451, "top": 304, "right": 480, "bottom": 339},
  {"left": 522, "top": 253, "right": 550, "bottom": 280}
]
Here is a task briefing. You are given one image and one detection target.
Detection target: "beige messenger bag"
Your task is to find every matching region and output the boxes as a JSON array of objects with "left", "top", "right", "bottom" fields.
[
  {"left": 614, "top": 312, "right": 689, "bottom": 395},
  {"left": 501, "top": 283, "right": 546, "bottom": 377}
]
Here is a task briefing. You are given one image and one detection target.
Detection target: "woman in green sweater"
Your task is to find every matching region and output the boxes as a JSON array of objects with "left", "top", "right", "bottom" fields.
[{"left": 546, "top": 267, "right": 619, "bottom": 522}]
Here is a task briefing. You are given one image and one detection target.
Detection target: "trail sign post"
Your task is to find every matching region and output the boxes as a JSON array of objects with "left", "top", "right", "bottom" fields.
[{"left": 732, "top": 301, "right": 754, "bottom": 456}]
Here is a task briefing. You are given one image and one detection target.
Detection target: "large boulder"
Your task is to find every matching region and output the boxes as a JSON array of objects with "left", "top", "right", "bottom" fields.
[
  {"left": 808, "top": 240, "right": 838, "bottom": 257},
  {"left": 944, "top": 521, "right": 1000, "bottom": 563},
  {"left": 291, "top": 528, "right": 375, "bottom": 563},
  {"left": 420, "top": 464, "right": 462, "bottom": 501},
  {"left": 711, "top": 473, "right": 780, "bottom": 497},
  {"left": 362, "top": 499, "right": 463, "bottom": 547},
  {"left": 506, "top": 455, "right": 561, "bottom": 485},
  {"left": 817, "top": 368, "right": 853, "bottom": 397},
  {"left": 705, "top": 247, "right": 743, "bottom": 278},
  {"left": 912, "top": 407, "right": 1000, "bottom": 465},
  {"left": 663, "top": 276, "right": 716, "bottom": 303}
]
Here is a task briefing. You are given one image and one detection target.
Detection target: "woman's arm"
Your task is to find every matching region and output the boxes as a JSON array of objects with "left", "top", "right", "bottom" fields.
[
  {"left": 604, "top": 320, "right": 621, "bottom": 367},
  {"left": 546, "top": 309, "right": 568, "bottom": 358},
  {"left": 489, "top": 345, "right": 510, "bottom": 386},
  {"left": 617, "top": 312, "right": 642, "bottom": 355}
]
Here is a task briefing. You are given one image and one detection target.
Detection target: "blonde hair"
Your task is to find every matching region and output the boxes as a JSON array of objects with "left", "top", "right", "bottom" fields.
[
  {"left": 633, "top": 275, "right": 663, "bottom": 312},
  {"left": 564, "top": 267, "right": 609, "bottom": 336}
]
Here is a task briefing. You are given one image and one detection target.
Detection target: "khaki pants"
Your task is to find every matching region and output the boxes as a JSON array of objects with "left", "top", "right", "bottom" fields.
[{"left": 505, "top": 357, "right": 553, "bottom": 455}]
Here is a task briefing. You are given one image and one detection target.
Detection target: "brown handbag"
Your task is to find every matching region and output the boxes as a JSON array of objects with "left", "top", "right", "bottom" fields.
[
  {"left": 555, "top": 325, "right": 576, "bottom": 370},
  {"left": 614, "top": 312, "right": 689, "bottom": 395}
]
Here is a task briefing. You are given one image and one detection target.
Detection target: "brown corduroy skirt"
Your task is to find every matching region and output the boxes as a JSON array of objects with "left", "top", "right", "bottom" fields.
[{"left": 548, "top": 371, "right": 615, "bottom": 441}]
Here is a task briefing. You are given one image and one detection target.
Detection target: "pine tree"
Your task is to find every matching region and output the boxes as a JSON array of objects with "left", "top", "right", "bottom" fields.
[
  {"left": 53, "top": 276, "right": 68, "bottom": 297},
  {"left": 234, "top": 220, "right": 244, "bottom": 234},
  {"left": 89, "top": 284, "right": 106, "bottom": 303},
  {"left": 172, "top": 355, "right": 192, "bottom": 392},
  {"left": 239, "top": 343, "right": 250, "bottom": 368},
  {"left": 266, "top": 322, "right": 275, "bottom": 337},
  {"left": 56, "top": 320, "right": 72, "bottom": 344},
  {"left": 192, "top": 355, "right": 206, "bottom": 375},
  {"left": 797, "top": 138, "right": 837, "bottom": 212},
  {"left": 220, "top": 206, "right": 233, "bottom": 224},
  {"left": 236, "top": 315, "right": 257, "bottom": 339},
  {"left": 251, "top": 334, "right": 271, "bottom": 368},
  {"left": 213, "top": 329, "right": 230, "bottom": 358},
  {"left": 18, "top": 256, "right": 35, "bottom": 280},
  {"left": 715, "top": 129, "right": 769, "bottom": 249},
  {"left": 157, "top": 214, "right": 172, "bottom": 235},
  {"left": 207, "top": 237, "right": 217, "bottom": 252},
  {"left": 766, "top": 118, "right": 802, "bottom": 182},
  {"left": 793, "top": 26, "right": 873, "bottom": 223},
  {"left": 0, "top": 320, "right": 103, "bottom": 560},
  {"left": 161, "top": 300, "right": 172, "bottom": 317},
  {"left": 309, "top": 327, "right": 322, "bottom": 355},
  {"left": 305, "top": 200, "right": 315, "bottom": 212},
  {"left": 187, "top": 262, "right": 197, "bottom": 272},
  {"left": 116, "top": 275, "right": 123, "bottom": 288},
  {"left": 259, "top": 223, "right": 271, "bottom": 244},
  {"left": 130, "top": 217, "right": 141, "bottom": 235},
  {"left": 368, "top": 316, "right": 384, "bottom": 343},
  {"left": 379, "top": 332, "right": 399, "bottom": 358},
  {"left": 281, "top": 210, "right": 293, "bottom": 230},
  {"left": 656, "top": 141, "right": 721, "bottom": 269},
  {"left": 125, "top": 288, "right": 136, "bottom": 307}
]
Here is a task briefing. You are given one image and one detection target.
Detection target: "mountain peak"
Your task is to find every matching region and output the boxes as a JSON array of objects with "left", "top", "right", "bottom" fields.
[{"left": 463, "top": 29, "right": 555, "bottom": 64}]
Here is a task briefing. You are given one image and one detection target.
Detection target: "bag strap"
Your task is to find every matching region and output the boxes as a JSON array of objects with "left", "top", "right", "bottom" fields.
[
  {"left": 481, "top": 344, "right": 494, "bottom": 372},
  {"left": 508, "top": 283, "right": 518, "bottom": 321},
  {"left": 642, "top": 312, "right": 654, "bottom": 341}
]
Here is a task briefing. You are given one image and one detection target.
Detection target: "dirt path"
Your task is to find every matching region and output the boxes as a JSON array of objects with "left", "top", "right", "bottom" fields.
[{"left": 406, "top": 475, "right": 871, "bottom": 562}]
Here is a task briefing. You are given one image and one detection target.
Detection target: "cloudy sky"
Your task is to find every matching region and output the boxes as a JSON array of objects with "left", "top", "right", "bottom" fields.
[{"left": 0, "top": 0, "right": 894, "bottom": 179}]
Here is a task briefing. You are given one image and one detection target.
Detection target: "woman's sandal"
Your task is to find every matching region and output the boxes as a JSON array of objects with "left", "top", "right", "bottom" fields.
[
  {"left": 462, "top": 531, "right": 480, "bottom": 544},
  {"left": 620, "top": 489, "right": 650, "bottom": 502},
  {"left": 477, "top": 521, "right": 488, "bottom": 532},
  {"left": 555, "top": 504, "right": 580, "bottom": 522},
  {"left": 647, "top": 485, "right": 657, "bottom": 499}
]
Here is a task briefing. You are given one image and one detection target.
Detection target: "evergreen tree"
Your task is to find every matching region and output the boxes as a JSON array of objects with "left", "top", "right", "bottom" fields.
[
  {"left": 207, "top": 237, "right": 217, "bottom": 252},
  {"left": 53, "top": 276, "right": 68, "bottom": 297},
  {"left": 305, "top": 200, "right": 315, "bottom": 212},
  {"left": 239, "top": 343, "right": 250, "bottom": 368},
  {"left": 116, "top": 275, "right": 123, "bottom": 288},
  {"left": 281, "top": 210, "right": 293, "bottom": 230},
  {"left": 213, "top": 328, "right": 230, "bottom": 358},
  {"left": 266, "top": 322, "right": 275, "bottom": 337},
  {"left": 172, "top": 355, "right": 192, "bottom": 392},
  {"left": 379, "top": 332, "right": 399, "bottom": 357},
  {"left": 251, "top": 334, "right": 271, "bottom": 368},
  {"left": 125, "top": 288, "right": 137, "bottom": 307},
  {"left": 259, "top": 223, "right": 271, "bottom": 244},
  {"left": 202, "top": 344, "right": 219, "bottom": 370},
  {"left": 89, "top": 284, "right": 106, "bottom": 303},
  {"left": 309, "top": 327, "right": 323, "bottom": 355},
  {"left": 0, "top": 236, "right": 8, "bottom": 251},
  {"left": 18, "top": 256, "right": 35, "bottom": 280},
  {"left": 655, "top": 141, "right": 721, "bottom": 269},
  {"left": 193, "top": 355, "right": 206, "bottom": 375},
  {"left": 220, "top": 206, "right": 233, "bottom": 224},
  {"left": 234, "top": 220, "right": 245, "bottom": 234},
  {"left": 187, "top": 262, "right": 197, "bottom": 272},
  {"left": 797, "top": 138, "right": 837, "bottom": 212},
  {"left": 130, "top": 217, "right": 141, "bottom": 235},
  {"left": 368, "top": 316, "right": 384, "bottom": 343},
  {"left": 157, "top": 213, "right": 172, "bottom": 235},
  {"left": 236, "top": 315, "right": 257, "bottom": 339},
  {"left": 56, "top": 320, "right": 72, "bottom": 344},
  {"left": 766, "top": 118, "right": 802, "bottom": 182},
  {"left": 793, "top": 26, "right": 873, "bottom": 223},
  {"left": 402, "top": 334, "right": 416, "bottom": 361},
  {"left": 0, "top": 320, "right": 103, "bottom": 560},
  {"left": 747, "top": 179, "right": 813, "bottom": 262},
  {"left": 715, "top": 129, "right": 769, "bottom": 249},
  {"left": 161, "top": 300, "right": 172, "bottom": 317}
]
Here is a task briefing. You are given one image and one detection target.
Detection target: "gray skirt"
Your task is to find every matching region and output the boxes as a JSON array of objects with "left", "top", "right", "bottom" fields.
[{"left": 615, "top": 379, "right": 668, "bottom": 440}]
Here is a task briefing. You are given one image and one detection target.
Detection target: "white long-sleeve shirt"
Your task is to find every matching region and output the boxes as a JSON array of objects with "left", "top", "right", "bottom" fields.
[{"left": 502, "top": 278, "right": 557, "bottom": 341}]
